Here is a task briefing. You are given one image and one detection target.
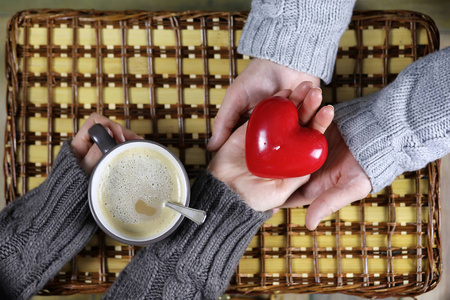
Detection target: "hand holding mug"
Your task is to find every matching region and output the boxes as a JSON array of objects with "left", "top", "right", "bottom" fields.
[{"left": 71, "top": 113, "right": 143, "bottom": 174}]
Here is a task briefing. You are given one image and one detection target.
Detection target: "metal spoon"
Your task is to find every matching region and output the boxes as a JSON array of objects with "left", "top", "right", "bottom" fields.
[{"left": 165, "top": 202, "right": 207, "bottom": 225}]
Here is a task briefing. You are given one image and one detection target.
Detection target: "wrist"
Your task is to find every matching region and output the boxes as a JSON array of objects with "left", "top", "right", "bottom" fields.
[
  {"left": 334, "top": 94, "right": 397, "bottom": 193},
  {"left": 256, "top": 58, "right": 321, "bottom": 89},
  {"left": 105, "top": 171, "right": 272, "bottom": 299},
  {"left": 238, "top": 0, "right": 356, "bottom": 84}
]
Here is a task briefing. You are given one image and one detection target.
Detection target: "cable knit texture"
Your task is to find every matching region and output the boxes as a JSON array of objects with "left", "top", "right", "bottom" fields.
[
  {"left": 334, "top": 47, "right": 450, "bottom": 193},
  {"left": 0, "top": 142, "right": 97, "bottom": 300},
  {"left": 103, "top": 171, "right": 272, "bottom": 300},
  {"left": 238, "top": 0, "right": 356, "bottom": 83}
]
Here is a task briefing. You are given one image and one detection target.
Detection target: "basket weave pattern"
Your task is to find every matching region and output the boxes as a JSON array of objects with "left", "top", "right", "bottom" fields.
[{"left": 3, "top": 9, "right": 441, "bottom": 298}]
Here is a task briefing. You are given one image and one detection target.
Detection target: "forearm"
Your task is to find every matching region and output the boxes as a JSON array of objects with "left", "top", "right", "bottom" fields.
[
  {"left": 104, "top": 171, "right": 272, "bottom": 299},
  {"left": 334, "top": 47, "right": 450, "bottom": 192},
  {"left": 0, "top": 142, "right": 97, "bottom": 300},
  {"left": 238, "top": 0, "right": 356, "bottom": 84}
]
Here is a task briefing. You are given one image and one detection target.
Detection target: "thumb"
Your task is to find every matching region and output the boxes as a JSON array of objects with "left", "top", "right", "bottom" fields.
[
  {"left": 207, "top": 88, "right": 248, "bottom": 152},
  {"left": 305, "top": 178, "right": 371, "bottom": 230},
  {"left": 253, "top": 176, "right": 311, "bottom": 212}
]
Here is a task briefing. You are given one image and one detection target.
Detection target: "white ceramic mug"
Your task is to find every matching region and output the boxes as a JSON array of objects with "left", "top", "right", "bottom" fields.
[{"left": 88, "top": 123, "right": 190, "bottom": 245}]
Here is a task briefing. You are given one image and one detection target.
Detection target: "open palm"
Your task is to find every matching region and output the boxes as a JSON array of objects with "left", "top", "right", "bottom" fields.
[
  {"left": 208, "top": 82, "right": 333, "bottom": 211},
  {"left": 283, "top": 122, "right": 372, "bottom": 229}
]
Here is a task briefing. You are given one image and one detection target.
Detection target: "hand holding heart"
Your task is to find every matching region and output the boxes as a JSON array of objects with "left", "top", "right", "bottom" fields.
[
  {"left": 207, "top": 58, "right": 320, "bottom": 152},
  {"left": 208, "top": 82, "right": 334, "bottom": 212}
]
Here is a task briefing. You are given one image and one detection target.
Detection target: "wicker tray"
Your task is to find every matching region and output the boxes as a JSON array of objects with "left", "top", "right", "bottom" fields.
[{"left": 3, "top": 9, "right": 441, "bottom": 298}]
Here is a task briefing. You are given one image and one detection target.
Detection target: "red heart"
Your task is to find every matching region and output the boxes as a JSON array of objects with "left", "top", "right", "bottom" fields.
[{"left": 245, "top": 96, "right": 328, "bottom": 178}]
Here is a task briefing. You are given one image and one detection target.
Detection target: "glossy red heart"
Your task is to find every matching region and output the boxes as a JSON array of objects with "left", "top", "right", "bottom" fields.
[{"left": 245, "top": 96, "right": 328, "bottom": 178}]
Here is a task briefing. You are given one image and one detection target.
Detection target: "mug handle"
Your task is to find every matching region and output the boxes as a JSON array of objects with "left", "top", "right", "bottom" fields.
[{"left": 88, "top": 123, "right": 117, "bottom": 154}]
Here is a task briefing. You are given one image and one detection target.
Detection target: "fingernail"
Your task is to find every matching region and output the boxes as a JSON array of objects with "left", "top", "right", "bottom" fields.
[{"left": 207, "top": 135, "right": 214, "bottom": 144}]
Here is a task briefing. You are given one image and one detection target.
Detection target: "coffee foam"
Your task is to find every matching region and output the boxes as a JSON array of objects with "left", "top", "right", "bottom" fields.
[{"left": 97, "top": 146, "right": 184, "bottom": 239}]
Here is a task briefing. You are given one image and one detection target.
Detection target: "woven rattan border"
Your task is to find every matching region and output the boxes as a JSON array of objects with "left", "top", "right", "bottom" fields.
[{"left": 3, "top": 9, "right": 442, "bottom": 298}]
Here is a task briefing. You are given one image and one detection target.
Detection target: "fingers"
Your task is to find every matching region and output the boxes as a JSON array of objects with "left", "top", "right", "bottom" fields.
[
  {"left": 243, "top": 175, "right": 311, "bottom": 212},
  {"left": 309, "top": 105, "right": 334, "bottom": 134},
  {"left": 207, "top": 80, "right": 320, "bottom": 152},
  {"left": 72, "top": 114, "right": 122, "bottom": 156},
  {"left": 122, "top": 126, "right": 144, "bottom": 141},
  {"left": 289, "top": 83, "right": 333, "bottom": 134},
  {"left": 275, "top": 176, "right": 312, "bottom": 208},
  {"left": 273, "top": 89, "right": 293, "bottom": 98},
  {"left": 80, "top": 143, "right": 103, "bottom": 174},
  {"left": 103, "top": 121, "right": 126, "bottom": 144},
  {"left": 271, "top": 86, "right": 330, "bottom": 132},
  {"left": 207, "top": 86, "right": 248, "bottom": 152},
  {"left": 297, "top": 88, "right": 323, "bottom": 126},
  {"left": 288, "top": 81, "right": 313, "bottom": 108},
  {"left": 305, "top": 177, "right": 371, "bottom": 230},
  {"left": 208, "top": 88, "right": 294, "bottom": 152},
  {"left": 71, "top": 113, "right": 142, "bottom": 167},
  {"left": 79, "top": 124, "right": 143, "bottom": 174},
  {"left": 281, "top": 187, "right": 316, "bottom": 208},
  {"left": 288, "top": 82, "right": 328, "bottom": 129}
]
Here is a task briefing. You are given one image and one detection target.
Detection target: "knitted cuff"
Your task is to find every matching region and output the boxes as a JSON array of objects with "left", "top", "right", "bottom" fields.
[
  {"left": 0, "top": 142, "right": 96, "bottom": 300},
  {"left": 333, "top": 94, "right": 404, "bottom": 193},
  {"left": 33, "top": 141, "right": 96, "bottom": 252},
  {"left": 171, "top": 172, "right": 273, "bottom": 299},
  {"left": 238, "top": 0, "right": 356, "bottom": 84},
  {"left": 334, "top": 48, "right": 450, "bottom": 193},
  {"left": 104, "top": 171, "right": 272, "bottom": 299}
]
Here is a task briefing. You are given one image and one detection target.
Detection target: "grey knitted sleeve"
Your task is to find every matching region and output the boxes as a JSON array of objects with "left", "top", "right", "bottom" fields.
[
  {"left": 103, "top": 171, "right": 272, "bottom": 300},
  {"left": 334, "top": 47, "right": 450, "bottom": 193},
  {"left": 0, "top": 142, "right": 97, "bottom": 300},
  {"left": 238, "top": 0, "right": 356, "bottom": 84}
]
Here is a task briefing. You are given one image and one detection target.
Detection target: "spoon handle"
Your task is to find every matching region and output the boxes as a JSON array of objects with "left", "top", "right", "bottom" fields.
[{"left": 166, "top": 202, "right": 207, "bottom": 225}]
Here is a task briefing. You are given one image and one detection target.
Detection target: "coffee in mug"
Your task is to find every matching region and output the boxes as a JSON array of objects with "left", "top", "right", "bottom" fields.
[{"left": 88, "top": 124, "right": 190, "bottom": 245}]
